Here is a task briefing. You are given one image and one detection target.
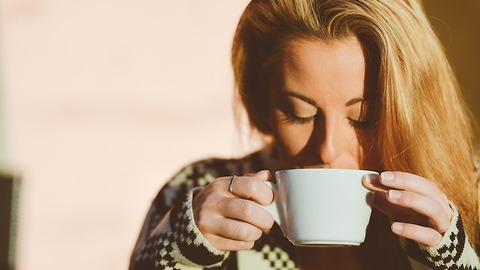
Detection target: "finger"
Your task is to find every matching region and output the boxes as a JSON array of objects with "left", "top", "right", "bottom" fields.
[
  {"left": 227, "top": 170, "right": 274, "bottom": 205},
  {"left": 362, "top": 174, "right": 389, "bottom": 193},
  {"left": 207, "top": 218, "right": 264, "bottom": 242},
  {"left": 380, "top": 172, "right": 447, "bottom": 204},
  {"left": 387, "top": 190, "right": 451, "bottom": 233},
  {"left": 202, "top": 233, "right": 255, "bottom": 251},
  {"left": 370, "top": 191, "right": 409, "bottom": 219},
  {"left": 380, "top": 171, "right": 451, "bottom": 218},
  {"left": 391, "top": 222, "right": 442, "bottom": 247},
  {"left": 193, "top": 203, "right": 264, "bottom": 248},
  {"left": 220, "top": 198, "right": 275, "bottom": 231}
]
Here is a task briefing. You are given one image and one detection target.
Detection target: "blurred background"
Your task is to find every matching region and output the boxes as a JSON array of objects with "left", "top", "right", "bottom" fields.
[{"left": 0, "top": 1, "right": 478, "bottom": 269}]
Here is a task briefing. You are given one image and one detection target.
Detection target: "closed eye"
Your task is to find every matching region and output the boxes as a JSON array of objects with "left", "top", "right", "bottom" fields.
[
  {"left": 282, "top": 112, "right": 316, "bottom": 124},
  {"left": 348, "top": 118, "right": 373, "bottom": 129},
  {"left": 278, "top": 95, "right": 317, "bottom": 125}
]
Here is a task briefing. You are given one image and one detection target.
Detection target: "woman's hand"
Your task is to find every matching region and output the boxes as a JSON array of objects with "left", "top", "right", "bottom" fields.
[
  {"left": 363, "top": 171, "right": 453, "bottom": 247},
  {"left": 192, "top": 170, "right": 275, "bottom": 251}
]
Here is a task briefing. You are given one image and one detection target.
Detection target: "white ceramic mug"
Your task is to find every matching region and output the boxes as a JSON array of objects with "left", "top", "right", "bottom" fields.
[{"left": 263, "top": 168, "right": 377, "bottom": 246}]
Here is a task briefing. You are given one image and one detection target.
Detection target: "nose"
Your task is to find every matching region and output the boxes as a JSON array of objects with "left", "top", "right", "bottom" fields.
[{"left": 314, "top": 115, "right": 343, "bottom": 165}]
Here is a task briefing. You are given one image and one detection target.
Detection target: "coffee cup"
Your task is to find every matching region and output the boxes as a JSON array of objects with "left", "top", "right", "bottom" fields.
[{"left": 262, "top": 168, "right": 377, "bottom": 246}]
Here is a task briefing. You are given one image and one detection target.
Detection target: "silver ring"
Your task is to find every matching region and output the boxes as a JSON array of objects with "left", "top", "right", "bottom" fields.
[{"left": 228, "top": 175, "right": 237, "bottom": 194}]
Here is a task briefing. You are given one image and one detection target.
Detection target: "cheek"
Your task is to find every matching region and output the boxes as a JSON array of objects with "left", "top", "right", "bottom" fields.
[
  {"left": 341, "top": 128, "right": 365, "bottom": 164},
  {"left": 357, "top": 130, "right": 381, "bottom": 170}
]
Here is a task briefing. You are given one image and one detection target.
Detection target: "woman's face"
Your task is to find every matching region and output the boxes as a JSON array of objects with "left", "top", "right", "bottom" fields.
[{"left": 268, "top": 37, "right": 379, "bottom": 170}]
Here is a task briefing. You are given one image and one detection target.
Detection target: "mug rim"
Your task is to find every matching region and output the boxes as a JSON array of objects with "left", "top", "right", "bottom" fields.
[{"left": 275, "top": 168, "right": 379, "bottom": 175}]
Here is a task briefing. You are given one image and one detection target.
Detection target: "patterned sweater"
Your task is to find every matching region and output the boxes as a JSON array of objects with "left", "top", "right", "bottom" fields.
[{"left": 129, "top": 147, "right": 480, "bottom": 270}]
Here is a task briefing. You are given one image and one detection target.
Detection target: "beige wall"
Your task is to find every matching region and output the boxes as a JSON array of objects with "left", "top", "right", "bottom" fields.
[
  {"left": 1, "top": 1, "right": 478, "bottom": 270},
  {"left": 1, "top": 1, "right": 252, "bottom": 269}
]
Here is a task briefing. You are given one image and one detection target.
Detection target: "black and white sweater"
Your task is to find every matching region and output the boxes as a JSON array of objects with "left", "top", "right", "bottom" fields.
[{"left": 129, "top": 147, "right": 480, "bottom": 270}]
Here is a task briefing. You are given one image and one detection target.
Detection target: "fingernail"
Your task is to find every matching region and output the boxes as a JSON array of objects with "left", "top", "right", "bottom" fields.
[
  {"left": 364, "top": 174, "right": 380, "bottom": 183},
  {"left": 381, "top": 172, "right": 394, "bottom": 182},
  {"left": 392, "top": 223, "right": 403, "bottom": 232},
  {"left": 256, "top": 170, "right": 271, "bottom": 178},
  {"left": 388, "top": 190, "right": 401, "bottom": 200}
]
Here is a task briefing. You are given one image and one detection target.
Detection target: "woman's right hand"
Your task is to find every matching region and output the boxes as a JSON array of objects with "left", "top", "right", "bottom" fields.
[{"left": 192, "top": 170, "right": 275, "bottom": 251}]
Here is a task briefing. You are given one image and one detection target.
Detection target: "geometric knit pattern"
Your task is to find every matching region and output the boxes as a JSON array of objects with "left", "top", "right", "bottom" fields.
[
  {"left": 129, "top": 146, "right": 480, "bottom": 270},
  {"left": 417, "top": 208, "right": 480, "bottom": 270},
  {"left": 133, "top": 191, "right": 229, "bottom": 270},
  {"left": 424, "top": 216, "right": 465, "bottom": 269},
  {"left": 156, "top": 192, "right": 228, "bottom": 269}
]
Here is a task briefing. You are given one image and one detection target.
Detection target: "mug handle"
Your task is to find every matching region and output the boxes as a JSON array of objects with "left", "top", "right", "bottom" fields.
[{"left": 262, "top": 181, "right": 281, "bottom": 226}]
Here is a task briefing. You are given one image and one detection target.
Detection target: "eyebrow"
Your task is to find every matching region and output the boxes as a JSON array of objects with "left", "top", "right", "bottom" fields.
[
  {"left": 345, "top": 97, "right": 365, "bottom": 106},
  {"left": 281, "top": 90, "right": 372, "bottom": 107}
]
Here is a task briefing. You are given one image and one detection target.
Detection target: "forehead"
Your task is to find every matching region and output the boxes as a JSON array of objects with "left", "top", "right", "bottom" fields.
[
  {"left": 282, "top": 37, "right": 365, "bottom": 71},
  {"left": 273, "top": 37, "right": 370, "bottom": 103}
]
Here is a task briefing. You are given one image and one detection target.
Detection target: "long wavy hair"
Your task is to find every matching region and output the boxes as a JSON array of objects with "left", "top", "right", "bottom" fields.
[{"left": 232, "top": 0, "right": 479, "bottom": 249}]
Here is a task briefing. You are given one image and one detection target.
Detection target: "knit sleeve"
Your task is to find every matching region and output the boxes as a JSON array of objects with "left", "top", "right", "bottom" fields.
[
  {"left": 415, "top": 204, "right": 480, "bottom": 270},
  {"left": 129, "top": 165, "right": 231, "bottom": 270}
]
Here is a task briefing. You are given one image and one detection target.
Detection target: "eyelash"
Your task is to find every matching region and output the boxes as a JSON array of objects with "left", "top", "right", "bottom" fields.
[
  {"left": 283, "top": 112, "right": 372, "bottom": 129},
  {"left": 282, "top": 112, "right": 314, "bottom": 125},
  {"left": 347, "top": 118, "right": 372, "bottom": 129}
]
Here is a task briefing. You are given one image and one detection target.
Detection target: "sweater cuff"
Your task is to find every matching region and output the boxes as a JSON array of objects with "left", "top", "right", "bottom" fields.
[
  {"left": 417, "top": 203, "right": 479, "bottom": 269},
  {"left": 167, "top": 187, "right": 229, "bottom": 268}
]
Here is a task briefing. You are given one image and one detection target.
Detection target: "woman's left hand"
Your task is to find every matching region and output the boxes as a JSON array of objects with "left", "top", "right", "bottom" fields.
[{"left": 362, "top": 171, "right": 453, "bottom": 247}]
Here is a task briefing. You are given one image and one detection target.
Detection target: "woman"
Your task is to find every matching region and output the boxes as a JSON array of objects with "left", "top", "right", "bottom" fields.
[{"left": 130, "top": 0, "right": 480, "bottom": 269}]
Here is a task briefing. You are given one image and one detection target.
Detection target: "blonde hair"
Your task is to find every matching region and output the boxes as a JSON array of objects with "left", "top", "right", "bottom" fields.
[{"left": 232, "top": 0, "right": 479, "bottom": 247}]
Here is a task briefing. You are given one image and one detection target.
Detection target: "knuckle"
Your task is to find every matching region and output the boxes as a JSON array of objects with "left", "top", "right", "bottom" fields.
[
  {"left": 432, "top": 203, "right": 444, "bottom": 217},
  {"left": 394, "top": 172, "right": 406, "bottom": 184},
  {"left": 397, "top": 192, "right": 412, "bottom": 205},
  {"left": 425, "top": 180, "right": 438, "bottom": 193},
  {"left": 402, "top": 224, "right": 414, "bottom": 235},
  {"left": 193, "top": 199, "right": 222, "bottom": 230},
  {"left": 396, "top": 173, "right": 404, "bottom": 183},
  {"left": 210, "top": 178, "right": 223, "bottom": 188},
  {"left": 431, "top": 210, "right": 451, "bottom": 232},
  {"left": 233, "top": 224, "right": 250, "bottom": 240},
  {"left": 239, "top": 201, "right": 255, "bottom": 219},
  {"left": 217, "top": 176, "right": 233, "bottom": 188},
  {"left": 437, "top": 222, "right": 450, "bottom": 235},
  {"left": 406, "top": 224, "right": 421, "bottom": 238},
  {"left": 202, "top": 195, "right": 219, "bottom": 210},
  {"left": 442, "top": 193, "right": 449, "bottom": 202},
  {"left": 441, "top": 193, "right": 451, "bottom": 207},
  {"left": 194, "top": 211, "right": 209, "bottom": 230}
]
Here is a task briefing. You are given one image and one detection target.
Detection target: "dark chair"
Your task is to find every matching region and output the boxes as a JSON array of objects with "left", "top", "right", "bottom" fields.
[{"left": 0, "top": 173, "right": 20, "bottom": 270}]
